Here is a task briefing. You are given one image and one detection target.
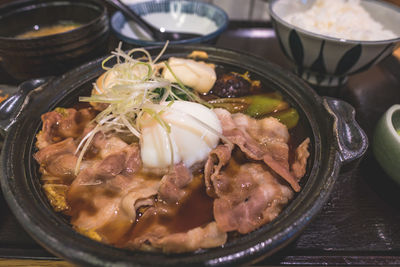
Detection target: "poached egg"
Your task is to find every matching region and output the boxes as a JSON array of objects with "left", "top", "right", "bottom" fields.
[{"left": 140, "top": 101, "right": 221, "bottom": 171}]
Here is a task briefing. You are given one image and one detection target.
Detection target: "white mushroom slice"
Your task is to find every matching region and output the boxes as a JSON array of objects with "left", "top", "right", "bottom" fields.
[{"left": 162, "top": 57, "right": 216, "bottom": 94}]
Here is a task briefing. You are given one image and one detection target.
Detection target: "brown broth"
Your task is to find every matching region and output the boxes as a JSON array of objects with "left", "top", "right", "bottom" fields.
[
  {"left": 166, "top": 174, "right": 214, "bottom": 233},
  {"left": 125, "top": 173, "right": 214, "bottom": 242},
  {"left": 67, "top": 185, "right": 119, "bottom": 218}
]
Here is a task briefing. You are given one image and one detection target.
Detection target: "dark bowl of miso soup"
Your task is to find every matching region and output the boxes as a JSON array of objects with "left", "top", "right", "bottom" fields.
[{"left": 0, "top": 0, "right": 109, "bottom": 80}]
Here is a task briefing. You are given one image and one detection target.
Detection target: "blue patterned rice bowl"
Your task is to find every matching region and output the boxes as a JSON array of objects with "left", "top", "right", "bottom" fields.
[{"left": 269, "top": 0, "right": 400, "bottom": 87}]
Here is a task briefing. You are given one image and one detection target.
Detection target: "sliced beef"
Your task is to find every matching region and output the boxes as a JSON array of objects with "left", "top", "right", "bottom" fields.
[
  {"left": 35, "top": 137, "right": 76, "bottom": 162},
  {"left": 67, "top": 143, "right": 158, "bottom": 244},
  {"left": 239, "top": 115, "right": 290, "bottom": 168},
  {"left": 45, "top": 153, "right": 78, "bottom": 180},
  {"left": 213, "top": 108, "right": 302, "bottom": 192},
  {"left": 262, "top": 152, "right": 298, "bottom": 190},
  {"left": 124, "top": 144, "right": 142, "bottom": 174},
  {"left": 74, "top": 128, "right": 130, "bottom": 161},
  {"left": 36, "top": 108, "right": 96, "bottom": 149},
  {"left": 69, "top": 174, "right": 141, "bottom": 244},
  {"left": 291, "top": 138, "right": 310, "bottom": 179},
  {"left": 206, "top": 109, "right": 310, "bottom": 234},
  {"left": 158, "top": 163, "right": 193, "bottom": 204},
  {"left": 91, "top": 132, "right": 129, "bottom": 159},
  {"left": 212, "top": 163, "right": 293, "bottom": 234},
  {"left": 96, "top": 153, "right": 126, "bottom": 179},
  {"left": 204, "top": 144, "right": 233, "bottom": 197},
  {"left": 69, "top": 176, "right": 158, "bottom": 244},
  {"left": 130, "top": 222, "right": 227, "bottom": 253},
  {"left": 70, "top": 143, "right": 142, "bottom": 185},
  {"left": 34, "top": 138, "right": 77, "bottom": 180}
]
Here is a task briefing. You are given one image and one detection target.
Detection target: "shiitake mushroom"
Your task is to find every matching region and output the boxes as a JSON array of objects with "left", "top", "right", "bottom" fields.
[{"left": 211, "top": 72, "right": 260, "bottom": 98}]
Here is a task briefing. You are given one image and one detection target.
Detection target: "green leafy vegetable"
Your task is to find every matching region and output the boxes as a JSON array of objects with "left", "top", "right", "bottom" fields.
[
  {"left": 272, "top": 108, "right": 299, "bottom": 129},
  {"left": 208, "top": 93, "right": 299, "bottom": 129},
  {"left": 152, "top": 87, "right": 193, "bottom": 102},
  {"left": 244, "top": 95, "right": 289, "bottom": 117}
]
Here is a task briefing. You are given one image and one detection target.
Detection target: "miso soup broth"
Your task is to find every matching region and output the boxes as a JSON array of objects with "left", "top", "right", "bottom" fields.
[{"left": 16, "top": 22, "right": 80, "bottom": 38}]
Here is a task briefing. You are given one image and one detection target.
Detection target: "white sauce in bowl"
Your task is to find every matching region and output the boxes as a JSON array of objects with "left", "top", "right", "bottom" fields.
[{"left": 121, "top": 12, "right": 218, "bottom": 40}]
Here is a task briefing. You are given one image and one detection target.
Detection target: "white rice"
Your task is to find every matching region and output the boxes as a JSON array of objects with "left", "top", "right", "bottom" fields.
[{"left": 283, "top": 0, "right": 397, "bottom": 41}]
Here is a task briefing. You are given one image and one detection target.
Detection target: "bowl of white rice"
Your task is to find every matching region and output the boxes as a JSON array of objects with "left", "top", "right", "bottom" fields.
[{"left": 269, "top": 0, "right": 400, "bottom": 87}]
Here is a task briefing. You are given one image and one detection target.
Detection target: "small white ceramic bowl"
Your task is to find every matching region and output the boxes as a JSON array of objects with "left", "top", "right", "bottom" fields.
[
  {"left": 269, "top": 0, "right": 400, "bottom": 87},
  {"left": 373, "top": 104, "right": 400, "bottom": 185},
  {"left": 111, "top": 0, "right": 228, "bottom": 46}
]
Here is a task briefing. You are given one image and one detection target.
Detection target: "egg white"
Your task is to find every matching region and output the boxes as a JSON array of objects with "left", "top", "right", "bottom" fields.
[{"left": 140, "top": 101, "right": 221, "bottom": 171}]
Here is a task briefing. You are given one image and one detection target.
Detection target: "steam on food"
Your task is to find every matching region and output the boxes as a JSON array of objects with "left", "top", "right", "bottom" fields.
[{"left": 34, "top": 43, "right": 310, "bottom": 253}]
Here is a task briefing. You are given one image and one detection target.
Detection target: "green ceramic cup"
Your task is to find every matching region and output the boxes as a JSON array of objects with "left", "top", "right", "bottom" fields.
[{"left": 373, "top": 104, "right": 400, "bottom": 184}]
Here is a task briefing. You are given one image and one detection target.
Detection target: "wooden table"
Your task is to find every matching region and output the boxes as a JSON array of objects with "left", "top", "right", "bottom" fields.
[{"left": 1, "top": 21, "right": 400, "bottom": 266}]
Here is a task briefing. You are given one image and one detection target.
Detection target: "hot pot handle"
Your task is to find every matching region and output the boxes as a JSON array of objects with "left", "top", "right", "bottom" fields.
[
  {"left": 323, "top": 97, "right": 368, "bottom": 165},
  {"left": 0, "top": 77, "right": 53, "bottom": 137}
]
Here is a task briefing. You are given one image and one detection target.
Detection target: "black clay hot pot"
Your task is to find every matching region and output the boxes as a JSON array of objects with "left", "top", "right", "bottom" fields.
[{"left": 0, "top": 45, "right": 367, "bottom": 266}]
